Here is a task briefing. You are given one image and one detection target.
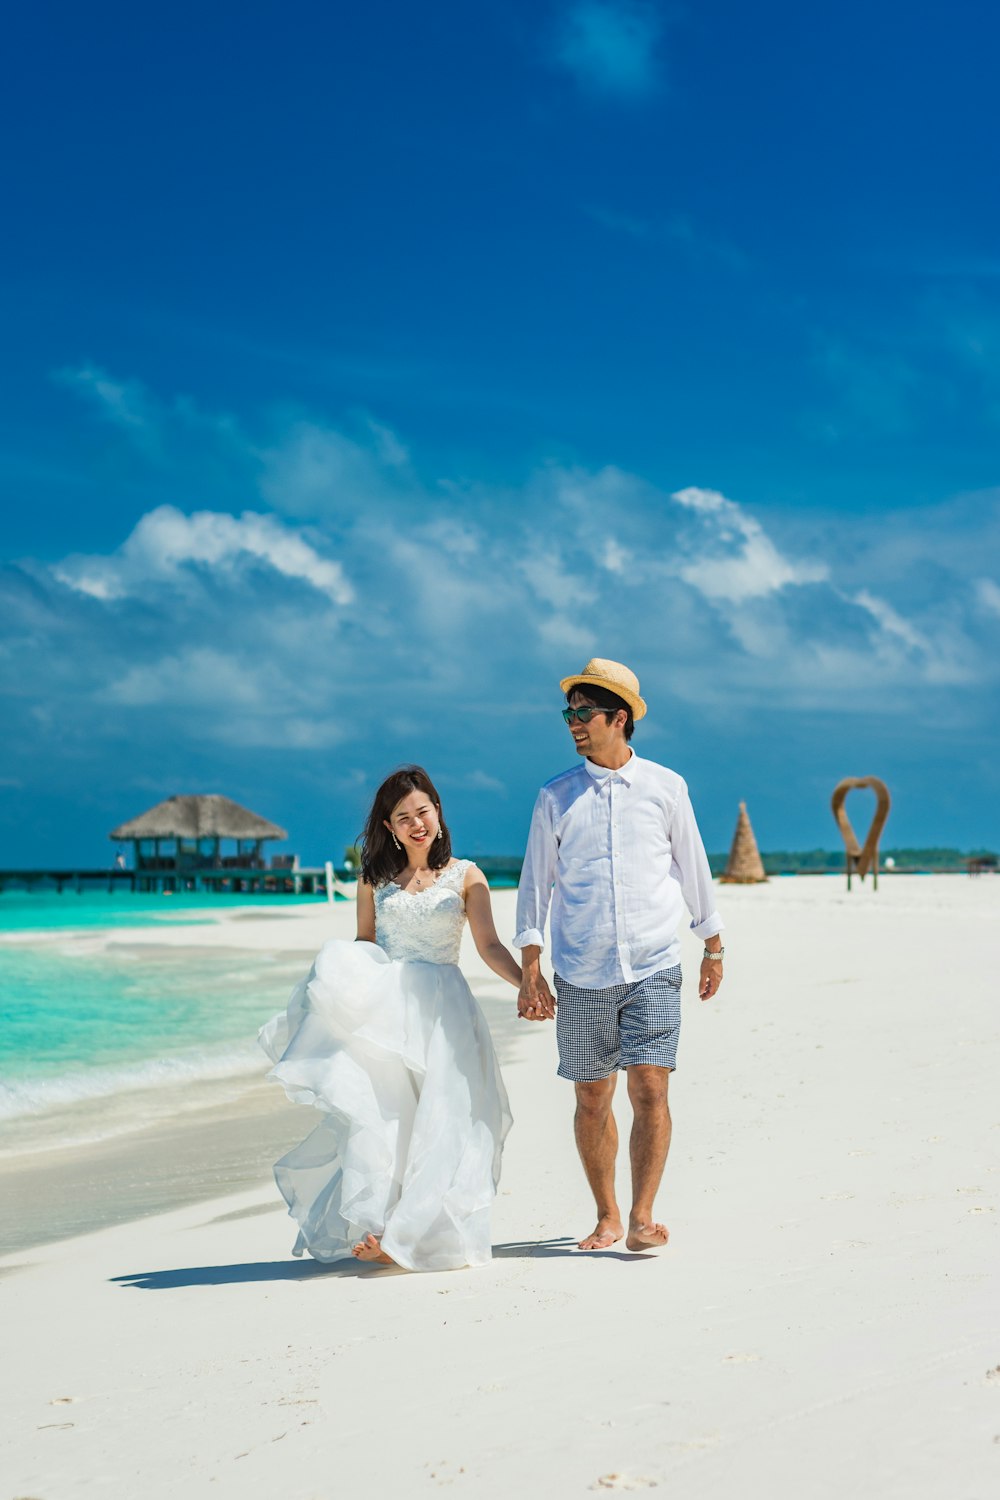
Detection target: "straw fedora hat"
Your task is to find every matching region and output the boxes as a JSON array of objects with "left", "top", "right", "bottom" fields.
[{"left": 559, "top": 658, "right": 647, "bottom": 720}]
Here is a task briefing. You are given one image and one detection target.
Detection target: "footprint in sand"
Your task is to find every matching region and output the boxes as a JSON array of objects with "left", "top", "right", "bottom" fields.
[
  {"left": 591, "top": 1476, "right": 659, "bottom": 1491},
  {"left": 425, "top": 1459, "right": 466, "bottom": 1484}
]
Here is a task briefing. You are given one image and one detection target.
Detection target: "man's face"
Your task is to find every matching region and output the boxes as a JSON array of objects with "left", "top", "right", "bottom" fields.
[{"left": 565, "top": 690, "right": 626, "bottom": 759}]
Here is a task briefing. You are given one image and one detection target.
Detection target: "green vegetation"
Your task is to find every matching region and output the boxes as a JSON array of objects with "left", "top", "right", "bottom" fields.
[{"left": 338, "top": 848, "right": 997, "bottom": 882}]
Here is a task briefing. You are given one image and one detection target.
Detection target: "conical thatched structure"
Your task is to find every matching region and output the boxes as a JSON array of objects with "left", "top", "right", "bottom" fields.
[{"left": 721, "top": 801, "right": 767, "bottom": 883}]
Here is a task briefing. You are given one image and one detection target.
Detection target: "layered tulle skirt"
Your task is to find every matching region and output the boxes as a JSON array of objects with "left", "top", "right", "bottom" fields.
[{"left": 258, "top": 940, "right": 512, "bottom": 1271}]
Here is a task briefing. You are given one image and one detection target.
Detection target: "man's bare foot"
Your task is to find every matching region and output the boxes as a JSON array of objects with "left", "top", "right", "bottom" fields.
[
  {"left": 351, "top": 1232, "right": 394, "bottom": 1265},
  {"left": 626, "top": 1220, "right": 669, "bottom": 1251},
  {"left": 577, "top": 1215, "right": 625, "bottom": 1250}
]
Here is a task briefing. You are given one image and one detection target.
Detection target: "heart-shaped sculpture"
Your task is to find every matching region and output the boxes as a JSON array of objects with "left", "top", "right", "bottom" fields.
[{"left": 831, "top": 776, "right": 891, "bottom": 880}]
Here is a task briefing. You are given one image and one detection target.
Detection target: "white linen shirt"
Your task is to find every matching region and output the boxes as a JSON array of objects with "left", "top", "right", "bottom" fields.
[{"left": 514, "top": 751, "right": 723, "bottom": 988}]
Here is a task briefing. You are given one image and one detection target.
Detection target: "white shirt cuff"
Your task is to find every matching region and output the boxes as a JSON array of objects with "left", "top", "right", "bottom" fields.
[
  {"left": 513, "top": 928, "right": 544, "bottom": 951},
  {"left": 690, "top": 913, "right": 725, "bottom": 941}
]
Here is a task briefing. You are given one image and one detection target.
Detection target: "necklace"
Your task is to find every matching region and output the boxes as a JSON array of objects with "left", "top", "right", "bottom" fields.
[{"left": 409, "top": 866, "right": 437, "bottom": 890}]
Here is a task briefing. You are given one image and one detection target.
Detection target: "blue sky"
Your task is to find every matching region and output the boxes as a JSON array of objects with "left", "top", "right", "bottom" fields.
[{"left": 2, "top": 0, "right": 999, "bottom": 865}]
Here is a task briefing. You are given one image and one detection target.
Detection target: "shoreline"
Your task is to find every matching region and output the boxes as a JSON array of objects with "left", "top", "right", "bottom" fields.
[
  {"left": 0, "top": 892, "right": 526, "bottom": 1253},
  {"left": 3, "top": 875, "right": 998, "bottom": 1255},
  {"left": 2, "top": 874, "right": 997, "bottom": 1496}
]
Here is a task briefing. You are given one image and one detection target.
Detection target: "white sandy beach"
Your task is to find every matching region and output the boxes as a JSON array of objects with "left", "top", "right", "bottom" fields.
[{"left": 2, "top": 876, "right": 999, "bottom": 1498}]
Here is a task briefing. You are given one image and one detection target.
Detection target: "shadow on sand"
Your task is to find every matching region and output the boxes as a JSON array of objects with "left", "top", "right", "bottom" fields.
[
  {"left": 112, "top": 1237, "right": 653, "bottom": 1288},
  {"left": 111, "top": 1258, "right": 368, "bottom": 1289},
  {"left": 492, "top": 1236, "right": 653, "bottom": 1262}
]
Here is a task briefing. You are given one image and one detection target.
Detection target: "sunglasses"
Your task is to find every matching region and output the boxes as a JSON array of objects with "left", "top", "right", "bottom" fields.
[{"left": 562, "top": 705, "right": 611, "bottom": 724}]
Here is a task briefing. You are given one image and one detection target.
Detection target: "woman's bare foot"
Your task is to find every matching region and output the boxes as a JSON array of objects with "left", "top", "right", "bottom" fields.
[
  {"left": 626, "top": 1220, "right": 669, "bottom": 1251},
  {"left": 577, "top": 1215, "right": 625, "bottom": 1250},
  {"left": 351, "top": 1233, "right": 394, "bottom": 1265}
]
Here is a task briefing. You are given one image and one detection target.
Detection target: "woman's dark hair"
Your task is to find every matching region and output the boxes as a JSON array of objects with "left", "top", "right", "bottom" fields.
[
  {"left": 359, "top": 765, "right": 453, "bottom": 888},
  {"left": 565, "top": 684, "right": 635, "bottom": 742}
]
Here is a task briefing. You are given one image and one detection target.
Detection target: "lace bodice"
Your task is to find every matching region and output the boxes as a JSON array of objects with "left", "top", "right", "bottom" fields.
[{"left": 373, "top": 860, "right": 472, "bottom": 965}]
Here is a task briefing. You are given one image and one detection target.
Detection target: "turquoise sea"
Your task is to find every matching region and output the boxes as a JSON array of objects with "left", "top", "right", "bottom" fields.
[
  {"left": 0, "top": 891, "right": 320, "bottom": 1131},
  {"left": 0, "top": 887, "right": 322, "bottom": 933}
]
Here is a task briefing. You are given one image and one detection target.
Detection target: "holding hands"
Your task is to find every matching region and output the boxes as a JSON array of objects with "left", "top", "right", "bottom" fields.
[{"left": 517, "top": 947, "right": 556, "bottom": 1021}]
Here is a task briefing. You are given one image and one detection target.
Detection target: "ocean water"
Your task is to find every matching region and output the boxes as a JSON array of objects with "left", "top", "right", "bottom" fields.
[
  {"left": 0, "top": 891, "right": 317, "bottom": 1144},
  {"left": 0, "top": 887, "right": 321, "bottom": 932}
]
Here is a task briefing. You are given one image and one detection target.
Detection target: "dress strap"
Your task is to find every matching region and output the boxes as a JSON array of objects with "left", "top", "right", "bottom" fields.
[{"left": 438, "top": 858, "right": 474, "bottom": 892}]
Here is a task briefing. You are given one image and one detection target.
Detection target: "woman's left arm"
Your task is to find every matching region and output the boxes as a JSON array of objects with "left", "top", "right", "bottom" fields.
[{"left": 464, "top": 865, "right": 522, "bottom": 988}]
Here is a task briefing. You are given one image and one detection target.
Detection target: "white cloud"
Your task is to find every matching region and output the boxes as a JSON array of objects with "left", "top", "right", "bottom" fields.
[
  {"left": 815, "top": 340, "right": 920, "bottom": 437},
  {"left": 671, "top": 486, "right": 829, "bottom": 603},
  {"left": 102, "top": 647, "right": 351, "bottom": 748},
  {"left": 55, "top": 362, "right": 152, "bottom": 430},
  {"left": 851, "top": 590, "right": 930, "bottom": 654},
  {"left": 603, "top": 539, "right": 629, "bottom": 574},
  {"left": 16, "top": 371, "right": 998, "bottom": 780},
  {"left": 258, "top": 418, "right": 412, "bottom": 516},
  {"left": 213, "top": 715, "right": 347, "bottom": 750},
  {"left": 553, "top": 2, "right": 662, "bottom": 100},
  {"left": 103, "top": 649, "right": 265, "bottom": 709},
  {"left": 976, "top": 577, "right": 1000, "bottom": 617},
  {"left": 537, "top": 614, "right": 596, "bottom": 652},
  {"left": 465, "top": 770, "right": 506, "bottom": 794},
  {"left": 586, "top": 206, "right": 747, "bottom": 270},
  {"left": 55, "top": 505, "right": 354, "bottom": 605}
]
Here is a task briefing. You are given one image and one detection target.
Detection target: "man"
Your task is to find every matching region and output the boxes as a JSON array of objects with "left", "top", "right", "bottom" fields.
[{"left": 514, "top": 658, "right": 724, "bottom": 1252}]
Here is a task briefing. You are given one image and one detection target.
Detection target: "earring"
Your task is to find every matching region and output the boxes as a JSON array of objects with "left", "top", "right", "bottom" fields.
[
  {"left": 436, "top": 827, "right": 443, "bottom": 841},
  {"left": 392, "top": 833, "right": 402, "bottom": 851}
]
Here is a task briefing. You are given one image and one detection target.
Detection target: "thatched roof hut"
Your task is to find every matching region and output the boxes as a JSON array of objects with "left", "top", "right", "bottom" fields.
[
  {"left": 720, "top": 801, "right": 768, "bottom": 884},
  {"left": 110, "top": 795, "right": 288, "bottom": 878},
  {"left": 111, "top": 795, "right": 287, "bottom": 842}
]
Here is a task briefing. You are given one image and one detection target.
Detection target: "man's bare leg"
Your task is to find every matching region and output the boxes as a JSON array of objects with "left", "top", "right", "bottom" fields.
[
  {"left": 574, "top": 1076, "right": 625, "bottom": 1249},
  {"left": 625, "top": 1064, "right": 672, "bottom": 1250}
]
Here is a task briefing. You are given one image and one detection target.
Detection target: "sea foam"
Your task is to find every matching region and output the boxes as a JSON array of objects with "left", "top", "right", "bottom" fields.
[{"left": 0, "top": 1043, "right": 263, "bottom": 1122}]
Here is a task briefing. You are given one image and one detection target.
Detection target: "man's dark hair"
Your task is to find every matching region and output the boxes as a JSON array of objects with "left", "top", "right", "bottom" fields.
[{"left": 566, "top": 684, "right": 635, "bottom": 742}]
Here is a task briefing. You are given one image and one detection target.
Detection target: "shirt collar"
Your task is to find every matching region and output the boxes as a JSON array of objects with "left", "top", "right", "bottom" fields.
[{"left": 584, "top": 749, "right": 637, "bottom": 786}]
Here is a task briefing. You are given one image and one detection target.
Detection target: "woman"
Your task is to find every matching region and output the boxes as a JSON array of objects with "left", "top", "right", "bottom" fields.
[{"left": 259, "top": 766, "right": 519, "bottom": 1271}]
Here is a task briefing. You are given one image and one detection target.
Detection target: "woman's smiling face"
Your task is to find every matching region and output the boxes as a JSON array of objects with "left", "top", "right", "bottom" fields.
[{"left": 385, "top": 790, "right": 440, "bottom": 856}]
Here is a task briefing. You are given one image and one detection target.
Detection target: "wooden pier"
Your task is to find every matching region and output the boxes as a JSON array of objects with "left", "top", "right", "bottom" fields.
[{"left": 0, "top": 866, "right": 342, "bottom": 897}]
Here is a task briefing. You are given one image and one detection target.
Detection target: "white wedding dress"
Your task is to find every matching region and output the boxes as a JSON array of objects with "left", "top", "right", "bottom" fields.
[{"left": 258, "top": 860, "right": 512, "bottom": 1270}]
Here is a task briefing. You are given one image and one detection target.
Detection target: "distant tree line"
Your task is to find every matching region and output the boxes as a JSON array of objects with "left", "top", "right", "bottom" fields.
[
  {"left": 706, "top": 847, "right": 998, "bottom": 876},
  {"left": 339, "top": 846, "right": 996, "bottom": 880}
]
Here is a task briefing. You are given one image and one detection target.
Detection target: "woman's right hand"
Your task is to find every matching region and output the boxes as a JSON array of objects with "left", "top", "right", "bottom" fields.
[{"left": 517, "top": 951, "right": 556, "bottom": 1021}]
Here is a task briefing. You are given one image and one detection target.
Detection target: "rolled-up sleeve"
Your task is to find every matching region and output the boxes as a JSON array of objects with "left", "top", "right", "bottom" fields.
[
  {"left": 514, "top": 790, "right": 557, "bottom": 950},
  {"left": 669, "top": 783, "right": 724, "bottom": 941}
]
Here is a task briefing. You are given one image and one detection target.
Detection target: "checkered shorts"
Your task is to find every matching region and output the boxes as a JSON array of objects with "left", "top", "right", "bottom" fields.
[{"left": 553, "top": 966, "right": 682, "bottom": 1080}]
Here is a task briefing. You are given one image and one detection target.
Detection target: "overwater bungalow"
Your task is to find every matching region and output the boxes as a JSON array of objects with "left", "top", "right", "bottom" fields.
[{"left": 110, "top": 794, "right": 291, "bottom": 892}]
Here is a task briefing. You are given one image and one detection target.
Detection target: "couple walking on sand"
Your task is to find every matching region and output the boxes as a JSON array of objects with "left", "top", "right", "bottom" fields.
[{"left": 259, "top": 659, "right": 725, "bottom": 1270}]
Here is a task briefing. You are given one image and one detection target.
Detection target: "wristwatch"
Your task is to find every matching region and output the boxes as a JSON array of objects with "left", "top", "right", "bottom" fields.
[{"left": 702, "top": 946, "right": 725, "bottom": 961}]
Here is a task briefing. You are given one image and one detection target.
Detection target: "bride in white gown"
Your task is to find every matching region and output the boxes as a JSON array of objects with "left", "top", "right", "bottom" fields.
[{"left": 259, "top": 766, "right": 519, "bottom": 1271}]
